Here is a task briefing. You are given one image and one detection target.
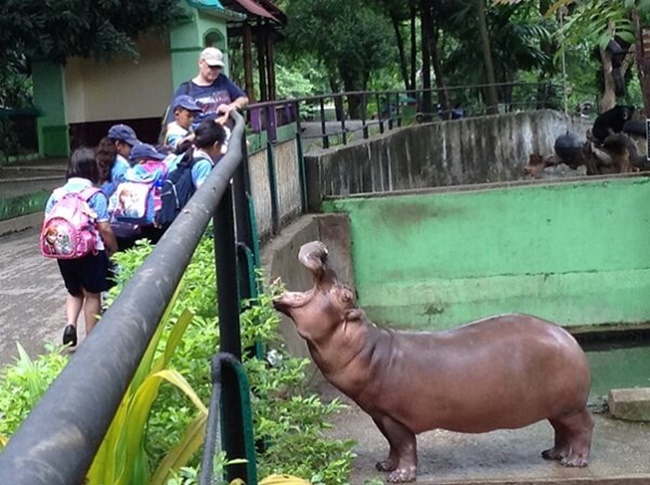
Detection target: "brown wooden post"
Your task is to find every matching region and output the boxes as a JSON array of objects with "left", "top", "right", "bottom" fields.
[
  {"left": 266, "top": 28, "right": 276, "bottom": 101},
  {"left": 256, "top": 25, "right": 268, "bottom": 101},
  {"left": 243, "top": 23, "right": 255, "bottom": 102},
  {"left": 633, "top": 10, "right": 650, "bottom": 118}
]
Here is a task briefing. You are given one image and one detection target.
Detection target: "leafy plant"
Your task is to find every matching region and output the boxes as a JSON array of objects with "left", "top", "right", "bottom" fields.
[
  {"left": 87, "top": 286, "right": 206, "bottom": 485},
  {"left": 0, "top": 342, "right": 68, "bottom": 445}
]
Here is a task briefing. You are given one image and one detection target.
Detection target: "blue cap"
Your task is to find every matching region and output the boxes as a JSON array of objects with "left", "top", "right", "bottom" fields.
[
  {"left": 173, "top": 95, "right": 202, "bottom": 112},
  {"left": 107, "top": 124, "right": 140, "bottom": 146},
  {"left": 130, "top": 143, "right": 166, "bottom": 161}
]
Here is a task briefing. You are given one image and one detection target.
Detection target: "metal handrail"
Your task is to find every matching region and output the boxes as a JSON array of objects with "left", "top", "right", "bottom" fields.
[
  {"left": 200, "top": 352, "right": 257, "bottom": 485},
  {"left": 244, "top": 82, "right": 576, "bottom": 151},
  {"left": 0, "top": 112, "right": 248, "bottom": 485}
]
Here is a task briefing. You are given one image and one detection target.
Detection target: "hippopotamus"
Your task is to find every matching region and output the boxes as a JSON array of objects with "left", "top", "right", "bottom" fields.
[{"left": 273, "top": 241, "right": 594, "bottom": 483}]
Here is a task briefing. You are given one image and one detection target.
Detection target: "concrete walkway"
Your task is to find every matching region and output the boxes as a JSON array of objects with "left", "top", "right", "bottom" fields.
[{"left": 0, "top": 227, "right": 68, "bottom": 368}]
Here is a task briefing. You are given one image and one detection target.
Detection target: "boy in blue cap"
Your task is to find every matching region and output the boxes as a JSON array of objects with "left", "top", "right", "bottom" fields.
[
  {"left": 164, "top": 95, "right": 202, "bottom": 152},
  {"left": 104, "top": 124, "right": 141, "bottom": 197}
]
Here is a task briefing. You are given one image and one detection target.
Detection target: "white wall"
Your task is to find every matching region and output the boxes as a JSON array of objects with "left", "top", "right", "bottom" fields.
[{"left": 65, "top": 33, "right": 173, "bottom": 123}]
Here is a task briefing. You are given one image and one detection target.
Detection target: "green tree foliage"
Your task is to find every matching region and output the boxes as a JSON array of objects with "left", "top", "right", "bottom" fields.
[
  {"left": 281, "top": 0, "right": 394, "bottom": 93},
  {"left": 0, "top": 0, "right": 184, "bottom": 64}
]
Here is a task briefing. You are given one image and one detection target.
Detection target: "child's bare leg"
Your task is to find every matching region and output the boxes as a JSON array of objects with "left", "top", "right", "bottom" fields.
[
  {"left": 83, "top": 291, "right": 101, "bottom": 336},
  {"left": 66, "top": 293, "right": 83, "bottom": 327}
]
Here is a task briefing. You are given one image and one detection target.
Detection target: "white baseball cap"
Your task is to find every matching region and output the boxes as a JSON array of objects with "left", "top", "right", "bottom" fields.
[{"left": 200, "top": 47, "right": 225, "bottom": 67}]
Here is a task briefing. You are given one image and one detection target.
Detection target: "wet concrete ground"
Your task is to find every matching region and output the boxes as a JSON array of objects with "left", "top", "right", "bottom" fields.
[{"left": 0, "top": 227, "right": 69, "bottom": 368}]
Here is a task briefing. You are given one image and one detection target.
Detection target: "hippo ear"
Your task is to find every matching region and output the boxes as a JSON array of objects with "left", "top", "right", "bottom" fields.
[{"left": 298, "top": 241, "right": 329, "bottom": 278}]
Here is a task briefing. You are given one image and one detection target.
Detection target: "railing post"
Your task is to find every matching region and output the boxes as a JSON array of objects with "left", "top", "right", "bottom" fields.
[
  {"left": 266, "top": 141, "right": 280, "bottom": 234},
  {"left": 213, "top": 183, "right": 247, "bottom": 482},
  {"left": 294, "top": 99, "right": 308, "bottom": 213},
  {"left": 200, "top": 353, "right": 258, "bottom": 485},
  {"left": 233, "top": 131, "right": 258, "bottom": 302},
  {"left": 376, "top": 92, "right": 384, "bottom": 134},
  {"left": 319, "top": 97, "right": 329, "bottom": 149},
  {"left": 361, "top": 92, "right": 369, "bottom": 139},
  {"left": 340, "top": 93, "right": 347, "bottom": 145}
]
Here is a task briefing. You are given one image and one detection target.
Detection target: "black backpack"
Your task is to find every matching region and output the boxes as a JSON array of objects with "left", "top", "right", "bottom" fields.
[{"left": 156, "top": 149, "right": 211, "bottom": 229}]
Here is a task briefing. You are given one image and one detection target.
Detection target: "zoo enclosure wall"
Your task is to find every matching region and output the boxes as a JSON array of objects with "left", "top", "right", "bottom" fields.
[{"left": 323, "top": 176, "right": 650, "bottom": 333}]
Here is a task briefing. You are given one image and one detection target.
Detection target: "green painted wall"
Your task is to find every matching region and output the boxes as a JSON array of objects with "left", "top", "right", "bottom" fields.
[
  {"left": 323, "top": 177, "right": 650, "bottom": 331},
  {"left": 168, "top": 5, "right": 231, "bottom": 92},
  {"left": 32, "top": 62, "right": 69, "bottom": 157}
]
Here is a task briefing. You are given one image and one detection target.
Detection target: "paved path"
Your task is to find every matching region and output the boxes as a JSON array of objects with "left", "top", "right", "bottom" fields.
[{"left": 0, "top": 227, "right": 67, "bottom": 368}]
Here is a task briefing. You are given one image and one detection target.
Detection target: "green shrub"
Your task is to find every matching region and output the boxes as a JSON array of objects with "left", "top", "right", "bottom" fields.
[{"left": 0, "top": 343, "right": 68, "bottom": 442}]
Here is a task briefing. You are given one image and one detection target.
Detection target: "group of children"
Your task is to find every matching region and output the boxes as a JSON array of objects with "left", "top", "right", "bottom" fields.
[{"left": 41, "top": 95, "right": 229, "bottom": 348}]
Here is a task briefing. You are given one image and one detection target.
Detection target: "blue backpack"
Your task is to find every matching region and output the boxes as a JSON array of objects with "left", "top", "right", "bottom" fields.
[
  {"left": 109, "top": 161, "right": 167, "bottom": 226},
  {"left": 156, "top": 149, "right": 211, "bottom": 229}
]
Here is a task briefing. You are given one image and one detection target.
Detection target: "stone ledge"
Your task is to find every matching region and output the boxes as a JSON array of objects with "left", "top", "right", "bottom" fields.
[
  {"left": 608, "top": 388, "right": 650, "bottom": 422},
  {"left": 0, "top": 212, "right": 42, "bottom": 237}
]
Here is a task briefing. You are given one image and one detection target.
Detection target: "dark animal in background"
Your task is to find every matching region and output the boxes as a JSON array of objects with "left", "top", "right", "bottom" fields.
[
  {"left": 274, "top": 241, "right": 595, "bottom": 483},
  {"left": 592, "top": 105, "right": 636, "bottom": 143},
  {"left": 622, "top": 119, "right": 646, "bottom": 138}
]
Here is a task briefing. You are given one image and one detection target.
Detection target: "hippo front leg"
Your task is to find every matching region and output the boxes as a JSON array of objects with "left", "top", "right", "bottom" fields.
[{"left": 372, "top": 415, "right": 417, "bottom": 483}]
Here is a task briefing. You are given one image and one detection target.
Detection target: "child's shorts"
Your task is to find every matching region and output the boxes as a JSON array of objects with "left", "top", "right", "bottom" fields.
[{"left": 57, "top": 251, "right": 115, "bottom": 296}]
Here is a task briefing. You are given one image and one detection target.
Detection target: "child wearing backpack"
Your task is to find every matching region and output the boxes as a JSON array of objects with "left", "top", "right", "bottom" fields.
[
  {"left": 191, "top": 119, "right": 228, "bottom": 189},
  {"left": 156, "top": 120, "right": 227, "bottom": 230},
  {"left": 110, "top": 143, "right": 170, "bottom": 245},
  {"left": 41, "top": 148, "right": 118, "bottom": 347}
]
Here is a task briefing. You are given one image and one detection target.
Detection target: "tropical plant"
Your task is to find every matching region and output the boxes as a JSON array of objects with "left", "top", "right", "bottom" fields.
[
  {"left": 0, "top": 342, "right": 68, "bottom": 445},
  {"left": 87, "top": 301, "right": 204, "bottom": 485}
]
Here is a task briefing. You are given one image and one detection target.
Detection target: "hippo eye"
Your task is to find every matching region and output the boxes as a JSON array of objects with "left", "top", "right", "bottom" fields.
[{"left": 340, "top": 287, "right": 355, "bottom": 305}]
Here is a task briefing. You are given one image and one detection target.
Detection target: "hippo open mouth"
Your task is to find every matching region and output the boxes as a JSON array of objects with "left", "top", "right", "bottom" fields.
[{"left": 272, "top": 241, "right": 340, "bottom": 313}]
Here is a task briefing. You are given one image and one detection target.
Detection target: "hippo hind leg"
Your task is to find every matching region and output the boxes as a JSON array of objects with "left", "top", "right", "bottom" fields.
[
  {"left": 372, "top": 416, "right": 417, "bottom": 483},
  {"left": 542, "top": 408, "right": 594, "bottom": 467}
]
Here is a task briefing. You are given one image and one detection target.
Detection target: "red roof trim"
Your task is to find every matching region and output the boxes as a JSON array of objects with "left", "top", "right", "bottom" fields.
[{"left": 232, "top": 0, "right": 278, "bottom": 22}]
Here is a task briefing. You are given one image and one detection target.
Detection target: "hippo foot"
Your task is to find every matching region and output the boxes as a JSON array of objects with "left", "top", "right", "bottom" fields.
[
  {"left": 386, "top": 466, "right": 416, "bottom": 483},
  {"left": 560, "top": 454, "right": 589, "bottom": 468},
  {"left": 376, "top": 459, "right": 397, "bottom": 472},
  {"left": 542, "top": 448, "right": 589, "bottom": 468},
  {"left": 541, "top": 447, "right": 567, "bottom": 462}
]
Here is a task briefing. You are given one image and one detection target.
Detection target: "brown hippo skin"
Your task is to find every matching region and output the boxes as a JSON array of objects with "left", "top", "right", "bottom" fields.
[{"left": 273, "top": 241, "right": 594, "bottom": 483}]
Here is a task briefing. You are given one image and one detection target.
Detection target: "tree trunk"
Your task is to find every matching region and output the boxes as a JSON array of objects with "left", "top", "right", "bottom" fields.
[
  {"left": 536, "top": 0, "right": 556, "bottom": 109},
  {"left": 390, "top": 13, "right": 410, "bottom": 91},
  {"left": 600, "top": 48, "right": 617, "bottom": 112},
  {"left": 420, "top": 0, "right": 434, "bottom": 121},
  {"left": 430, "top": 24, "right": 450, "bottom": 119},
  {"left": 410, "top": 3, "right": 417, "bottom": 92},
  {"left": 633, "top": 9, "right": 650, "bottom": 117},
  {"left": 476, "top": 0, "right": 499, "bottom": 114}
]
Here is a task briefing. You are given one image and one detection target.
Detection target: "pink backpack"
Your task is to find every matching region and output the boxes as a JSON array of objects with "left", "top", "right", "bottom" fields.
[{"left": 40, "top": 187, "right": 101, "bottom": 259}]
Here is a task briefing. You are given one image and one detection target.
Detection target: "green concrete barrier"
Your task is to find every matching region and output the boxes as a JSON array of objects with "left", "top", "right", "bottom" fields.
[
  {"left": 0, "top": 192, "right": 50, "bottom": 222},
  {"left": 323, "top": 176, "right": 650, "bottom": 331}
]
